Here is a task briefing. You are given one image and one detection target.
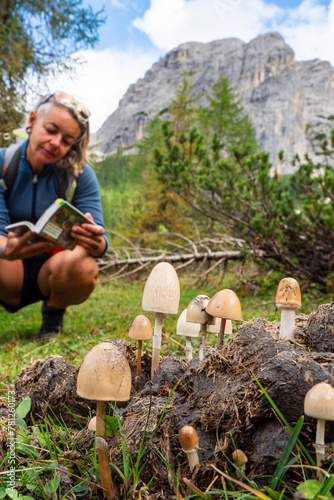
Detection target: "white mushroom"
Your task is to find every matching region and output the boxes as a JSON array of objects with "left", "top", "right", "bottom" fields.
[
  {"left": 77, "top": 341, "right": 132, "bottom": 500},
  {"left": 275, "top": 277, "right": 301, "bottom": 340},
  {"left": 142, "top": 262, "right": 180, "bottom": 379},
  {"left": 186, "top": 295, "right": 214, "bottom": 361},
  {"left": 206, "top": 289, "right": 242, "bottom": 347},
  {"left": 304, "top": 382, "right": 334, "bottom": 480},
  {"left": 179, "top": 425, "right": 200, "bottom": 471},
  {"left": 176, "top": 308, "right": 200, "bottom": 364},
  {"left": 128, "top": 314, "right": 153, "bottom": 392}
]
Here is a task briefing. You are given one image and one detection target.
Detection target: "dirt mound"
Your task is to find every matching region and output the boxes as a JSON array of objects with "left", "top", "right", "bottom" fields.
[{"left": 7, "top": 305, "right": 334, "bottom": 498}]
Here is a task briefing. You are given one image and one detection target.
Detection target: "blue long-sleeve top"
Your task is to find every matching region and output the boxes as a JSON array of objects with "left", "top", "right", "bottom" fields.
[{"left": 0, "top": 139, "right": 109, "bottom": 256}]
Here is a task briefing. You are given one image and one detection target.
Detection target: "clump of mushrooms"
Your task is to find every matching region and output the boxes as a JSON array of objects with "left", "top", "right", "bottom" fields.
[
  {"left": 179, "top": 425, "right": 200, "bottom": 471},
  {"left": 186, "top": 294, "right": 214, "bottom": 361},
  {"left": 206, "top": 289, "right": 242, "bottom": 347},
  {"left": 142, "top": 262, "right": 180, "bottom": 379},
  {"left": 275, "top": 277, "right": 301, "bottom": 340},
  {"left": 304, "top": 382, "right": 334, "bottom": 480},
  {"left": 128, "top": 314, "right": 153, "bottom": 392},
  {"left": 176, "top": 308, "right": 200, "bottom": 364},
  {"left": 77, "top": 341, "right": 132, "bottom": 500}
]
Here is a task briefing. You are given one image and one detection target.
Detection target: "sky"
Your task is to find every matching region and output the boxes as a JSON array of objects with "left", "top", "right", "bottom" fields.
[{"left": 44, "top": 0, "right": 334, "bottom": 133}]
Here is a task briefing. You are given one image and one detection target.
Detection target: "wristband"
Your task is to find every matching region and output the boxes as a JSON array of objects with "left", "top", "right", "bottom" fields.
[{"left": 0, "top": 244, "right": 9, "bottom": 261}]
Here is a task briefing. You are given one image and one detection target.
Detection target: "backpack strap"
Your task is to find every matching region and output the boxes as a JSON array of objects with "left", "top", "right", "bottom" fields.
[{"left": 0, "top": 142, "right": 23, "bottom": 200}]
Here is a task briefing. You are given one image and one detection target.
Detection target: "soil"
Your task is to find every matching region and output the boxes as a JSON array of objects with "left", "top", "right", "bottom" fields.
[{"left": 3, "top": 303, "right": 334, "bottom": 499}]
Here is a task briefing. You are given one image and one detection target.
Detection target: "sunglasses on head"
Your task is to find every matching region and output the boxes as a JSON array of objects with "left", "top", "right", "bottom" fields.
[{"left": 38, "top": 91, "right": 90, "bottom": 126}]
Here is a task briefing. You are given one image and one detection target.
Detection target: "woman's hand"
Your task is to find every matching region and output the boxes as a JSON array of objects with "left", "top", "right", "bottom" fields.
[
  {"left": 3, "top": 231, "right": 57, "bottom": 261},
  {"left": 70, "top": 213, "right": 106, "bottom": 257}
]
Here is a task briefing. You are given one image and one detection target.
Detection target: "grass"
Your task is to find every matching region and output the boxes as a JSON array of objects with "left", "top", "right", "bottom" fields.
[
  {"left": 0, "top": 267, "right": 328, "bottom": 393},
  {"left": 0, "top": 266, "right": 332, "bottom": 498}
]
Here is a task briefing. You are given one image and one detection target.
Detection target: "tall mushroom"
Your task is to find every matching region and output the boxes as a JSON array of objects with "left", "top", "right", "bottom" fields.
[
  {"left": 77, "top": 341, "right": 132, "bottom": 500},
  {"left": 142, "top": 262, "right": 180, "bottom": 379},
  {"left": 275, "top": 277, "right": 301, "bottom": 340},
  {"left": 304, "top": 382, "right": 334, "bottom": 480},
  {"left": 186, "top": 295, "right": 214, "bottom": 361},
  {"left": 176, "top": 308, "right": 200, "bottom": 364},
  {"left": 206, "top": 289, "right": 242, "bottom": 347},
  {"left": 179, "top": 425, "right": 200, "bottom": 471},
  {"left": 128, "top": 314, "right": 153, "bottom": 392}
]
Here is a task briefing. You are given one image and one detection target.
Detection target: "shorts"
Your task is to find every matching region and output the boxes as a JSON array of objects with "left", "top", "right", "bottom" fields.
[{"left": 0, "top": 253, "right": 49, "bottom": 313}]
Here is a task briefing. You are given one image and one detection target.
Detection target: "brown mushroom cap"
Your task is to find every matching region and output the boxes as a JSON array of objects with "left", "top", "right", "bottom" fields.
[
  {"left": 179, "top": 425, "right": 199, "bottom": 451},
  {"left": 128, "top": 314, "right": 153, "bottom": 341},
  {"left": 304, "top": 382, "right": 334, "bottom": 420},
  {"left": 232, "top": 449, "right": 248, "bottom": 466},
  {"left": 142, "top": 262, "right": 180, "bottom": 314},
  {"left": 177, "top": 309, "right": 201, "bottom": 338},
  {"left": 205, "top": 289, "right": 242, "bottom": 321},
  {"left": 186, "top": 295, "right": 215, "bottom": 325},
  {"left": 77, "top": 341, "right": 131, "bottom": 402},
  {"left": 275, "top": 277, "right": 301, "bottom": 310}
]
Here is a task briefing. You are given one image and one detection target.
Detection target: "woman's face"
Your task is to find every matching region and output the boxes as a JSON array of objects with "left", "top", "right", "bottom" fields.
[{"left": 26, "top": 104, "right": 81, "bottom": 171}]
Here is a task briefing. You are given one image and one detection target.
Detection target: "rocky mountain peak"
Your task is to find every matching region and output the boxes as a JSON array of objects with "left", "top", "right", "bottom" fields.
[{"left": 92, "top": 32, "right": 334, "bottom": 173}]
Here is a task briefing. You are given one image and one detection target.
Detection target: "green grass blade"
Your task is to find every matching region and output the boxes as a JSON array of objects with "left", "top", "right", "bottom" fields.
[{"left": 270, "top": 416, "right": 304, "bottom": 490}]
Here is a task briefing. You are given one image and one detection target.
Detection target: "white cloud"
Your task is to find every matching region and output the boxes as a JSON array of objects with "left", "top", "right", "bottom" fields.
[
  {"left": 133, "top": 0, "right": 334, "bottom": 66},
  {"left": 272, "top": 0, "right": 334, "bottom": 65},
  {"left": 40, "top": 47, "right": 159, "bottom": 132}
]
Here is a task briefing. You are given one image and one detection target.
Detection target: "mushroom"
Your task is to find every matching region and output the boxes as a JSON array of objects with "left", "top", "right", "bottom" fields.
[
  {"left": 232, "top": 449, "right": 248, "bottom": 478},
  {"left": 128, "top": 314, "right": 153, "bottom": 392},
  {"left": 179, "top": 425, "right": 199, "bottom": 471},
  {"left": 88, "top": 416, "right": 96, "bottom": 432},
  {"left": 208, "top": 318, "right": 233, "bottom": 336},
  {"left": 275, "top": 277, "right": 301, "bottom": 340},
  {"left": 176, "top": 308, "right": 200, "bottom": 363},
  {"left": 304, "top": 382, "right": 334, "bottom": 480},
  {"left": 142, "top": 262, "right": 180, "bottom": 379},
  {"left": 77, "top": 341, "right": 132, "bottom": 500},
  {"left": 206, "top": 289, "right": 242, "bottom": 347},
  {"left": 186, "top": 295, "right": 214, "bottom": 361}
]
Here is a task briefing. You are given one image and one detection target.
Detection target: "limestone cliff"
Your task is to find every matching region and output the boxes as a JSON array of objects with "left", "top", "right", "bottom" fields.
[{"left": 92, "top": 33, "right": 334, "bottom": 173}]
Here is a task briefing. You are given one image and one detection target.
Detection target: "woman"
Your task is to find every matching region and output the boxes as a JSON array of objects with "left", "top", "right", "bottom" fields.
[{"left": 0, "top": 91, "right": 108, "bottom": 339}]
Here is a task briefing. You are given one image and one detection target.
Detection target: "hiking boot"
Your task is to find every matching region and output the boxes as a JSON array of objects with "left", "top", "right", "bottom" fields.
[{"left": 38, "top": 301, "right": 65, "bottom": 339}]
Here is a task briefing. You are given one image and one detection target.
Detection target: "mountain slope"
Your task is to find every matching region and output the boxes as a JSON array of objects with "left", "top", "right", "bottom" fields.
[{"left": 92, "top": 32, "right": 334, "bottom": 173}]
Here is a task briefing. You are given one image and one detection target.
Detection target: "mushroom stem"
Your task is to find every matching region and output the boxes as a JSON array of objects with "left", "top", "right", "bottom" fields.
[
  {"left": 279, "top": 308, "right": 296, "bottom": 339},
  {"left": 151, "top": 312, "right": 163, "bottom": 380},
  {"left": 96, "top": 401, "right": 119, "bottom": 499},
  {"left": 315, "top": 418, "right": 326, "bottom": 481},
  {"left": 218, "top": 318, "right": 227, "bottom": 348},
  {"left": 135, "top": 340, "right": 143, "bottom": 392},
  {"left": 185, "top": 336, "right": 193, "bottom": 364},
  {"left": 198, "top": 324, "right": 207, "bottom": 361},
  {"left": 184, "top": 448, "right": 199, "bottom": 471}
]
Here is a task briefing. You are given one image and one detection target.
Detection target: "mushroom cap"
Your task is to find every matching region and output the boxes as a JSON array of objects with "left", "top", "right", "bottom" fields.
[
  {"left": 177, "top": 309, "right": 201, "bottom": 338},
  {"left": 304, "top": 382, "right": 334, "bottom": 420},
  {"left": 205, "top": 289, "right": 242, "bottom": 321},
  {"left": 208, "top": 318, "right": 233, "bottom": 335},
  {"left": 186, "top": 295, "right": 215, "bottom": 325},
  {"left": 77, "top": 341, "right": 132, "bottom": 402},
  {"left": 232, "top": 449, "right": 248, "bottom": 466},
  {"left": 275, "top": 277, "right": 301, "bottom": 310},
  {"left": 128, "top": 314, "right": 153, "bottom": 340},
  {"left": 142, "top": 262, "right": 180, "bottom": 314},
  {"left": 179, "top": 425, "right": 199, "bottom": 451},
  {"left": 88, "top": 416, "right": 96, "bottom": 431}
]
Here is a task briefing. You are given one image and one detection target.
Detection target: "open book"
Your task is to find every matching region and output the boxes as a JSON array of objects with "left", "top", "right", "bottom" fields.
[{"left": 5, "top": 198, "right": 95, "bottom": 250}]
